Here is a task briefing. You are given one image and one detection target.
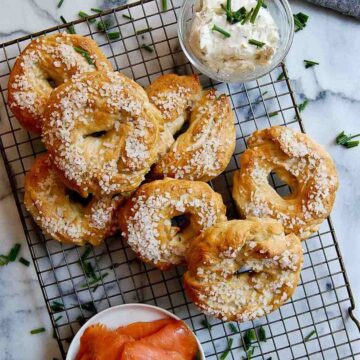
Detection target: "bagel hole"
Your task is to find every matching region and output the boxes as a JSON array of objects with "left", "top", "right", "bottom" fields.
[
  {"left": 173, "top": 121, "right": 190, "bottom": 140},
  {"left": 65, "top": 188, "right": 93, "bottom": 206},
  {"left": 267, "top": 171, "right": 294, "bottom": 199},
  {"left": 171, "top": 214, "right": 191, "bottom": 232},
  {"left": 84, "top": 130, "right": 107, "bottom": 138},
  {"left": 46, "top": 78, "right": 57, "bottom": 89}
]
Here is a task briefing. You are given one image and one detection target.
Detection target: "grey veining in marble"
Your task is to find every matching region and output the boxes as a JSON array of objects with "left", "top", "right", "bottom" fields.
[{"left": 0, "top": 0, "right": 360, "bottom": 359}]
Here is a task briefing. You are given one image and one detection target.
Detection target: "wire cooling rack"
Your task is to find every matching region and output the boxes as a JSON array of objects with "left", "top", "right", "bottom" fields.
[{"left": 0, "top": 0, "right": 359, "bottom": 358}]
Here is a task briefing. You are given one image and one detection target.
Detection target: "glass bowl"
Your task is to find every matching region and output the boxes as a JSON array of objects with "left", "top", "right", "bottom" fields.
[{"left": 178, "top": 0, "right": 294, "bottom": 83}]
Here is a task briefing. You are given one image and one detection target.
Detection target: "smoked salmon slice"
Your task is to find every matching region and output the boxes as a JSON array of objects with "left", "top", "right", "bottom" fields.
[
  {"left": 121, "top": 320, "right": 198, "bottom": 360},
  {"left": 76, "top": 324, "right": 133, "bottom": 360},
  {"left": 121, "top": 342, "right": 186, "bottom": 360},
  {"left": 116, "top": 318, "right": 175, "bottom": 339}
]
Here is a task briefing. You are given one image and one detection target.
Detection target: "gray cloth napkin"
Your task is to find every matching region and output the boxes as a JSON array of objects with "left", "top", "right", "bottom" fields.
[{"left": 305, "top": 0, "right": 360, "bottom": 19}]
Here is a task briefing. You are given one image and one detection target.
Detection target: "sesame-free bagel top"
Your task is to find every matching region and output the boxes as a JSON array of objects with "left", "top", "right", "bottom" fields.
[
  {"left": 42, "top": 71, "right": 162, "bottom": 197},
  {"left": 232, "top": 126, "right": 338, "bottom": 240},
  {"left": 8, "top": 33, "right": 112, "bottom": 133}
]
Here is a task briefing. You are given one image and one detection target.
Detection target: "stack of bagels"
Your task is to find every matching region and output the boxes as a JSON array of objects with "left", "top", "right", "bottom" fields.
[{"left": 9, "top": 33, "right": 338, "bottom": 322}]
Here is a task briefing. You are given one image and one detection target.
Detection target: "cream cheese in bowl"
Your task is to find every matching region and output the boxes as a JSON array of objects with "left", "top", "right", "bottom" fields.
[
  {"left": 178, "top": 0, "right": 294, "bottom": 83},
  {"left": 189, "top": 0, "right": 279, "bottom": 75}
]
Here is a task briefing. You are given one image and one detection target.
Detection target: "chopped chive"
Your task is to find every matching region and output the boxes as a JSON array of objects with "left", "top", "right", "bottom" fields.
[
  {"left": 30, "top": 327, "right": 46, "bottom": 335},
  {"left": 8, "top": 243, "right": 21, "bottom": 262},
  {"left": 262, "top": 90, "right": 268, "bottom": 96},
  {"left": 107, "top": 32, "right": 121, "bottom": 40},
  {"left": 248, "top": 38, "right": 265, "bottom": 47},
  {"left": 277, "top": 72, "right": 284, "bottom": 81},
  {"left": 78, "top": 11, "right": 96, "bottom": 23},
  {"left": 80, "top": 246, "right": 92, "bottom": 261},
  {"left": 162, "top": 0, "right": 168, "bottom": 11},
  {"left": 81, "top": 272, "right": 108, "bottom": 287},
  {"left": 201, "top": 318, "right": 212, "bottom": 330},
  {"left": 60, "top": 16, "right": 76, "bottom": 34},
  {"left": 229, "top": 323, "right": 238, "bottom": 333},
  {"left": 54, "top": 315, "right": 63, "bottom": 323},
  {"left": 304, "top": 329, "right": 317, "bottom": 342},
  {"left": 304, "top": 60, "right": 319, "bottom": 69},
  {"left": 243, "top": 329, "right": 256, "bottom": 350},
  {"left": 91, "top": 7, "right": 103, "bottom": 13},
  {"left": 335, "top": 131, "right": 360, "bottom": 148},
  {"left": 82, "top": 261, "right": 95, "bottom": 278},
  {"left": 241, "top": 8, "right": 253, "bottom": 24},
  {"left": 269, "top": 111, "right": 278, "bottom": 117},
  {"left": 19, "top": 257, "right": 30, "bottom": 267},
  {"left": 141, "top": 44, "right": 154, "bottom": 53},
  {"left": 0, "top": 255, "right": 9, "bottom": 266},
  {"left": 50, "top": 301, "right": 64, "bottom": 312},
  {"left": 261, "top": 2, "right": 267, "bottom": 8},
  {"left": 123, "top": 14, "right": 135, "bottom": 21},
  {"left": 97, "top": 19, "right": 112, "bottom": 32},
  {"left": 212, "top": 24, "right": 231, "bottom": 38},
  {"left": 298, "top": 99, "right": 308, "bottom": 112},
  {"left": 293, "top": 12, "right": 309, "bottom": 32},
  {"left": 80, "top": 301, "right": 97, "bottom": 313},
  {"left": 73, "top": 46, "right": 94, "bottom": 65},
  {"left": 136, "top": 27, "right": 153, "bottom": 35},
  {"left": 250, "top": 0, "right": 263, "bottom": 24},
  {"left": 257, "top": 326, "right": 266, "bottom": 341},
  {"left": 57, "top": 0, "right": 64, "bottom": 8},
  {"left": 266, "top": 358, "right": 272, "bottom": 360},
  {"left": 220, "top": 338, "right": 233, "bottom": 360},
  {"left": 242, "top": 345, "right": 257, "bottom": 359}
]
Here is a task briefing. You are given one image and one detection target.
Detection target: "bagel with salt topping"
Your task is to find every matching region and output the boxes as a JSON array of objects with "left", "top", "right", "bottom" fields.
[
  {"left": 118, "top": 178, "right": 227, "bottom": 270},
  {"left": 8, "top": 33, "right": 112, "bottom": 133},
  {"left": 24, "top": 154, "right": 123, "bottom": 246},
  {"left": 184, "top": 218, "right": 303, "bottom": 322},
  {"left": 232, "top": 126, "right": 338, "bottom": 240},
  {"left": 152, "top": 88, "right": 236, "bottom": 181},
  {"left": 42, "top": 71, "right": 163, "bottom": 197}
]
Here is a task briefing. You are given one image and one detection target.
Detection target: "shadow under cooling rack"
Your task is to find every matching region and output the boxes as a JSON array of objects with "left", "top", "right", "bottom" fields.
[{"left": 0, "top": 0, "right": 359, "bottom": 359}]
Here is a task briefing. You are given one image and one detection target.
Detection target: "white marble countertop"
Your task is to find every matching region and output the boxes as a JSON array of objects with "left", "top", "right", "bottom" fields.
[{"left": 0, "top": 0, "right": 359, "bottom": 359}]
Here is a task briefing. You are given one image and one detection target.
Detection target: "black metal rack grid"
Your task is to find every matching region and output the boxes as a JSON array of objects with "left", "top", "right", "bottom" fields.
[{"left": 0, "top": 0, "right": 359, "bottom": 358}]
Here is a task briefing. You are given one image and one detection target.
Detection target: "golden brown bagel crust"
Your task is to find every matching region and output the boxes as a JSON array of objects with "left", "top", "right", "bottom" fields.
[
  {"left": 232, "top": 126, "right": 338, "bottom": 240},
  {"left": 42, "top": 71, "right": 162, "bottom": 197},
  {"left": 118, "top": 178, "right": 227, "bottom": 270},
  {"left": 24, "top": 154, "right": 123, "bottom": 246},
  {"left": 146, "top": 74, "right": 202, "bottom": 136},
  {"left": 184, "top": 218, "right": 303, "bottom": 322},
  {"left": 8, "top": 33, "right": 112, "bottom": 133},
  {"left": 153, "top": 90, "right": 236, "bottom": 181}
]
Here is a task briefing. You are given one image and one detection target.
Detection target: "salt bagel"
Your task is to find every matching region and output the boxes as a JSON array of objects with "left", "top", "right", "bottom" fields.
[
  {"left": 184, "top": 218, "right": 303, "bottom": 322},
  {"left": 8, "top": 33, "right": 112, "bottom": 133},
  {"left": 152, "top": 88, "right": 236, "bottom": 181},
  {"left": 24, "top": 154, "right": 123, "bottom": 246},
  {"left": 118, "top": 178, "right": 227, "bottom": 270},
  {"left": 42, "top": 71, "right": 163, "bottom": 197},
  {"left": 232, "top": 126, "right": 338, "bottom": 240}
]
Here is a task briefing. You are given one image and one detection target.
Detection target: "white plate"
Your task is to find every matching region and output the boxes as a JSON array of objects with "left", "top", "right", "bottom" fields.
[{"left": 66, "top": 303, "right": 205, "bottom": 359}]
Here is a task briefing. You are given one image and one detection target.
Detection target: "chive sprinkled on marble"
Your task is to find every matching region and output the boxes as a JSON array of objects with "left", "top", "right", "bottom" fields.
[
  {"left": 30, "top": 327, "right": 46, "bottom": 335},
  {"left": 19, "top": 257, "right": 30, "bottom": 267},
  {"left": 304, "top": 59, "right": 319, "bottom": 68},
  {"left": 78, "top": 11, "right": 96, "bottom": 23},
  {"left": 304, "top": 329, "right": 317, "bottom": 342},
  {"left": 212, "top": 24, "right": 231, "bottom": 38},
  {"left": 220, "top": 338, "right": 233, "bottom": 359},
  {"left": 60, "top": 16, "right": 76, "bottom": 34}
]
